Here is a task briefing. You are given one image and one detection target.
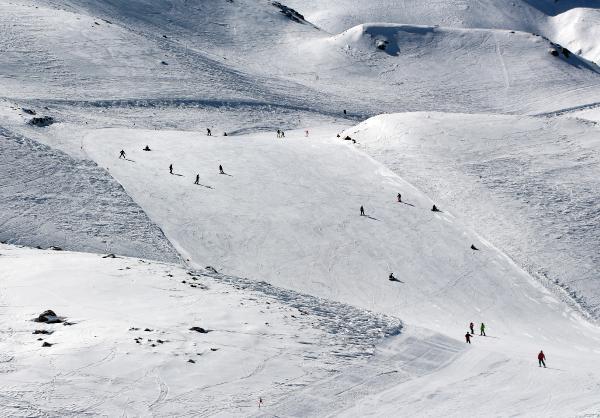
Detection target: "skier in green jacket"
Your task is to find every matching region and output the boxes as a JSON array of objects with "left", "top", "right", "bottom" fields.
[{"left": 480, "top": 322, "right": 486, "bottom": 336}]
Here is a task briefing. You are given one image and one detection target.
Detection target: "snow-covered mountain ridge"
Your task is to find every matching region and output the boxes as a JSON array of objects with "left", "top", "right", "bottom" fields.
[{"left": 1, "top": 0, "right": 600, "bottom": 416}]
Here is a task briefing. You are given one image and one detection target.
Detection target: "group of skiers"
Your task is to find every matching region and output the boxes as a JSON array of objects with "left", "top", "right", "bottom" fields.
[
  {"left": 360, "top": 194, "right": 440, "bottom": 218},
  {"left": 119, "top": 149, "right": 226, "bottom": 183},
  {"left": 465, "top": 322, "right": 547, "bottom": 367},
  {"left": 121, "top": 136, "right": 550, "bottom": 370},
  {"left": 465, "top": 322, "right": 486, "bottom": 343}
]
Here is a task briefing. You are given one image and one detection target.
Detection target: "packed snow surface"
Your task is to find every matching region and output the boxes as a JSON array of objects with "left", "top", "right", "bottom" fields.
[
  {"left": 346, "top": 113, "right": 600, "bottom": 319},
  {"left": 2, "top": 0, "right": 600, "bottom": 416}
]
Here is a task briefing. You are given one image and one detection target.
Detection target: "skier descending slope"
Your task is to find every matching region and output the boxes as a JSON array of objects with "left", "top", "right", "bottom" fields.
[
  {"left": 480, "top": 322, "right": 486, "bottom": 336},
  {"left": 169, "top": 164, "right": 173, "bottom": 175},
  {"left": 360, "top": 206, "right": 365, "bottom": 216},
  {"left": 207, "top": 128, "right": 212, "bottom": 136},
  {"left": 397, "top": 193, "right": 402, "bottom": 203},
  {"left": 469, "top": 322, "right": 475, "bottom": 335},
  {"left": 119, "top": 150, "right": 126, "bottom": 159},
  {"left": 465, "top": 332, "right": 472, "bottom": 344},
  {"left": 194, "top": 174, "right": 199, "bottom": 185},
  {"left": 219, "top": 165, "right": 224, "bottom": 174},
  {"left": 538, "top": 350, "right": 546, "bottom": 368}
]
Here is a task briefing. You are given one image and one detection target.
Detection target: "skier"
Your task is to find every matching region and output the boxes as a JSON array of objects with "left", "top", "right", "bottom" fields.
[
  {"left": 207, "top": 128, "right": 212, "bottom": 136},
  {"left": 276, "top": 129, "right": 281, "bottom": 138},
  {"left": 480, "top": 322, "right": 486, "bottom": 336},
  {"left": 281, "top": 130, "right": 285, "bottom": 138},
  {"left": 194, "top": 174, "right": 199, "bottom": 185},
  {"left": 305, "top": 129, "right": 309, "bottom": 137},
  {"left": 343, "top": 109, "right": 347, "bottom": 115},
  {"left": 465, "top": 332, "right": 471, "bottom": 344},
  {"left": 223, "top": 132, "right": 228, "bottom": 136},
  {"left": 397, "top": 193, "right": 402, "bottom": 203},
  {"left": 471, "top": 244, "right": 479, "bottom": 250},
  {"left": 360, "top": 206, "right": 365, "bottom": 216},
  {"left": 431, "top": 204, "right": 440, "bottom": 212},
  {"left": 169, "top": 164, "right": 173, "bottom": 175},
  {"left": 469, "top": 322, "right": 474, "bottom": 335},
  {"left": 119, "top": 150, "right": 126, "bottom": 159},
  {"left": 389, "top": 273, "right": 398, "bottom": 282},
  {"left": 143, "top": 145, "right": 151, "bottom": 151},
  {"left": 219, "top": 164, "right": 224, "bottom": 174},
  {"left": 538, "top": 350, "right": 546, "bottom": 368},
  {"left": 258, "top": 397, "right": 264, "bottom": 408}
]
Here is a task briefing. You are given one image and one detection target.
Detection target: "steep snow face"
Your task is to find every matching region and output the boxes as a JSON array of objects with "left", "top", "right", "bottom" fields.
[
  {"left": 0, "top": 124, "right": 179, "bottom": 262},
  {"left": 549, "top": 8, "right": 600, "bottom": 64},
  {"left": 0, "top": 244, "right": 400, "bottom": 416},
  {"left": 346, "top": 112, "right": 600, "bottom": 319}
]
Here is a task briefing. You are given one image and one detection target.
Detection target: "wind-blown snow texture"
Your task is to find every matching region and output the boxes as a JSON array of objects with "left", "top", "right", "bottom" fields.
[
  {"left": 347, "top": 113, "right": 600, "bottom": 319},
  {"left": 2, "top": 0, "right": 600, "bottom": 416},
  {"left": 0, "top": 126, "right": 178, "bottom": 262}
]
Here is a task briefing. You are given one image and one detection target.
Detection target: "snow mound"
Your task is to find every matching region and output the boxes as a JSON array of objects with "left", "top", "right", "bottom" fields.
[
  {"left": 288, "top": 0, "right": 600, "bottom": 63},
  {"left": 550, "top": 8, "right": 600, "bottom": 64}
]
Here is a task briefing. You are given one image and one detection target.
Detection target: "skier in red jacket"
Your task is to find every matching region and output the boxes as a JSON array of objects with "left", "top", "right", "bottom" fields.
[{"left": 538, "top": 350, "right": 546, "bottom": 368}]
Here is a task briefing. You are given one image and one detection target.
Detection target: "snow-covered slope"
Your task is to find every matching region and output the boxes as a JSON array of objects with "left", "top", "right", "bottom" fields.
[
  {"left": 0, "top": 244, "right": 401, "bottom": 416},
  {"left": 3, "top": 0, "right": 600, "bottom": 416},
  {"left": 287, "top": 0, "right": 600, "bottom": 64},
  {"left": 345, "top": 112, "right": 600, "bottom": 319},
  {"left": 0, "top": 122, "right": 178, "bottom": 262},
  {"left": 2, "top": 0, "right": 598, "bottom": 117}
]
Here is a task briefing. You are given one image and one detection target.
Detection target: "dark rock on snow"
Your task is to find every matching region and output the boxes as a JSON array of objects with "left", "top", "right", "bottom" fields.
[
  {"left": 190, "top": 326, "right": 210, "bottom": 334},
  {"left": 29, "top": 116, "right": 55, "bottom": 127},
  {"left": 35, "top": 310, "right": 63, "bottom": 324}
]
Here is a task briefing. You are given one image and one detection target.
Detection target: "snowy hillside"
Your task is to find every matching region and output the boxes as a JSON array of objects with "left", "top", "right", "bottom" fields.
[
  {"left": 288, "top": 0, "right": 600, "bottom": 64},
  {"left": 345, "top": 113, "right": 600, "bottom": 319},
  {"left": 0, "top": 244, "right": 400, "bottom": 416},
  {"left": 2, "top": 0, "right": 600, "bottom": 416}
]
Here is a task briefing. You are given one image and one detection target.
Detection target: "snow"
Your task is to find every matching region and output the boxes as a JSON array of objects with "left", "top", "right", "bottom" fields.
[
  {"left": 2, "top": 0, "right": 600, "bottom": 415},
  {"left": 0, "top": 244, "right": 400, "bottom": 416},
  {"left": 345, "top": 113, "right": 600, "bottom": 319},
  {"left": 0, "top": 123, "right": 179, "bottom": 262}
]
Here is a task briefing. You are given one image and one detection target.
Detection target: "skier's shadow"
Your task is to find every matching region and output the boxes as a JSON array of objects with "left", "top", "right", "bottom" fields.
[
  {"left": 172, "top": 173, "right": 184, "bottom": 177},
  {"left": 220, "top": 173, "right": 233, "bottom": 177},
  {"left": 401, "top": 202, "right": 415, "bottom": 207},
  {"left": 365, "top": 215, "right": 380, "bottom": 221},
  {"left": 545, "top": 367, "right": 566, "bottom": 371},
  {"left": 389, "top": 278, "right": 404, "bottom": 283},
  {"left": 123, "top": 158, "right": 135, "bottom": 162},
  {"left": 195, "top": 183, "right": 213, "bottom": 189}
]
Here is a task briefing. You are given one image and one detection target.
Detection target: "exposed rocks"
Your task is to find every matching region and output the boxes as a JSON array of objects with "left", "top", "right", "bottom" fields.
[
  {"left": 189, "top": 326, "right": 210, "bottom": 334},
  {"left": 35, "top": 310, "right": 63, "bottom": 324},
  {"left": 272, "top": 2, "right": 306, "bottom": 24},
  {"left": 28, "top": 116, "right": 55, "bottom": 127}
]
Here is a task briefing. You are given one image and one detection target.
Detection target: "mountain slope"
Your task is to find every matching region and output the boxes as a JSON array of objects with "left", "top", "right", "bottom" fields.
[{"left": 345, "top": 112, "right": 600, "bottom": 319}]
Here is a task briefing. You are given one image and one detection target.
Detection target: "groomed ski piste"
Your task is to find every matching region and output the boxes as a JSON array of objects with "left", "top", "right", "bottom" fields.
[{"left": 1, "top": 0, "right": 600, "bottom": 416}]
